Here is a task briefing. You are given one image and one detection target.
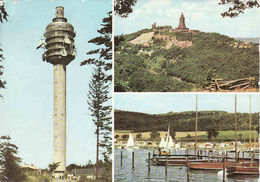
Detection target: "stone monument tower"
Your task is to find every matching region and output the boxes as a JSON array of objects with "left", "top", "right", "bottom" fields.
[
  {"left": 175, "top": 12, "right": 189, "bottom": 32},
  {"left": 178, "top": 12, "right": 187, "bottom": 29}
]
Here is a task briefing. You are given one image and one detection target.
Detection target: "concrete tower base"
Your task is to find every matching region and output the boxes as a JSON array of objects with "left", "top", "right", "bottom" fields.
[{"left": 53, "top": 64, "right": 66, "bottom": 177}]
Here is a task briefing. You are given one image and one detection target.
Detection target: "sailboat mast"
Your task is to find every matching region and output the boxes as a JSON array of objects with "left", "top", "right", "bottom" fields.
[
  {"left": 195, "top": 94, "right": 198, "bottom": 158},
  {"left": 253, "top": 132, "right": 256, "bottom": 153},
  {"left": 249, "top": 95, "right": 251, "bottom": 154},
  {"left": 167, "top": 124, "right": 170, "bottom": 143},
  {"left": 235, "top": 95, "right": 237, "bottom": 161},
  {"left": 167, "top": 124, "right": 170, "bottom": 142}
]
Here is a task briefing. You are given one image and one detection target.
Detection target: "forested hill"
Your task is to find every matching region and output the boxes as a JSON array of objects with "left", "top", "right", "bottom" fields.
[
  {"left": 115, "top": 110, "right": 259, "bottom": 132},
  {"left": 115, "top": 27, "right": 259, "bottom": 92}
]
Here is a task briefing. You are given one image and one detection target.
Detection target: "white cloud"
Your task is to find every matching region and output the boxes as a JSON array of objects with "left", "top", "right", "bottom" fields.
[{"left": 116, "top": 0, "right": 259, "bottom": 37}]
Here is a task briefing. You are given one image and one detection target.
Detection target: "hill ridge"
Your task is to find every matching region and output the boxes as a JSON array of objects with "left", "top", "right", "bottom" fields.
[
  {"left": 115, "top": 110, "right": 259, "bottom": 132},
  {"left": 115, "top": 27, "right": 259, "bottom": 92}
]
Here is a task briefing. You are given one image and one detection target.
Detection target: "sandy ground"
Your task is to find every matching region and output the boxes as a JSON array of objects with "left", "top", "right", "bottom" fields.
[{"left": 130, "top": 32, "right": 154, "bottom": 44}]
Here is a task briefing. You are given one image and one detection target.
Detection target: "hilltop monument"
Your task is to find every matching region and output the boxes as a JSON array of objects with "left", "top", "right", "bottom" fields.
[
  {"left": 175, "top": 12, "right": 189, "bottom": 32},
  {"left": 152, "top": 13, "right": 199, "bottom": 34}
]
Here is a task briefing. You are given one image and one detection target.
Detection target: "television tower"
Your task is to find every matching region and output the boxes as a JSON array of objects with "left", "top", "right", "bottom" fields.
[{"left": 39, "top": 6, "right": 76, "bottom": 178}]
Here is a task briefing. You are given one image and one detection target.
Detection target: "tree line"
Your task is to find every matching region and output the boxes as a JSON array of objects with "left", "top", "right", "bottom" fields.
[{"left": 115, "top": 110, "right": 259, "bottom": 132}]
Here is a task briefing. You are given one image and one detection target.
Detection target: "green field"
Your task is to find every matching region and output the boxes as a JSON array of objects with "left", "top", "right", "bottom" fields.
[{"left": 179, "top": 130, "right": 258, "bottom": 142}]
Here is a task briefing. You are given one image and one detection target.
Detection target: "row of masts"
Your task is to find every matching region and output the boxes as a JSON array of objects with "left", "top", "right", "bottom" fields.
[
  {"left": 193, "top": 94, "right": 253, "bottom": 157},
  {"left": 151, "top": 94, "right": 258, "bottom": 178}
]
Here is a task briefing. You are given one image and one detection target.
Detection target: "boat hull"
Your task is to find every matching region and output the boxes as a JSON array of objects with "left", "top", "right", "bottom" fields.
[
  {"left": 189, "top": 161, "right": 237, "bottom": 170},
  {"left": 152, "top": 158, "right": 207, "bottom": 166},
  {"left": 227, "top": 164, "right": 259, "bottom": 175}
]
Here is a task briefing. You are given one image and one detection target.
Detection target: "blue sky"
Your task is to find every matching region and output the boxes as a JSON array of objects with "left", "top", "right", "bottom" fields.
[
  {"left": 0, "top": 0, "right": 111, "bottom": 169},
  {"left": 115, "top": 0, "right": 260, "bottom": 38},
  {"left": 115, "top": 94, "right": 260, "bottom": 114}
]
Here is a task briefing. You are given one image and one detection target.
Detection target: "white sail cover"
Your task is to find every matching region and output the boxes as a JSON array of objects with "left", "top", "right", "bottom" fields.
[
  {"left": 168, "top": 136, "right": 174, "bottom": 148},
  {"left": 159, "top": 136, "right": 166, "bottom": 148},
  {"left": 175, "top": 143, "right": 180, "bottom": 149},
  {"left": 126, "top": 133, "right": 134, "bottom": 147}
]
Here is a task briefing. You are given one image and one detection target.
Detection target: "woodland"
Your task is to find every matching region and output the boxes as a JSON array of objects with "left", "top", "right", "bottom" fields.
[{"left": 115, "top": 28, "right": 259, "bottom": 92}]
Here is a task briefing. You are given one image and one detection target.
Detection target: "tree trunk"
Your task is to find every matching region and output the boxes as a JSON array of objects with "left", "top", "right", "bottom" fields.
[{"left": 96, "top": 126, "right": 99, "bottom": 179}]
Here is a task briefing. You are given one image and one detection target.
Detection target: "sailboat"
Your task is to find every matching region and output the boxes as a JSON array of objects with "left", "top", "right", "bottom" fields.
[
  {"left": 168, "top": 136, "right": 174, "bottom": 149},
  {"left": 159, "top": 136, "right": 166, "bottom": 148},
  {"left": 125, "top": 133, "right": 140, "bottom": 151},
  {"left": 161, "top": 125, "right": 171, "bottom": 153},
  {"left": 158, "top": 124, "right": 176, "bottom": 154},
  {"left": 152, "top": 95, "right": 206, "bottom": 166}
]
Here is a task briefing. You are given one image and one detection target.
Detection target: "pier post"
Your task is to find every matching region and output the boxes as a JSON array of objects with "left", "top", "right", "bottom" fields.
[
  {"left": 251, "top": 151, "right": 253, "bottom": 167},
  {"left": 226, "top": 151, "right": 228, "bottom": 162},
  {"left": 223, "top": 157, "right": 226, "bottom": 182},
  {"left": 132, "top": 151, "right": 135, "bottom": 170},
  {"left": 186, "top": 157, "right": 190, "bottom": 181},
  {"left": 237, "top": 151, "right": 240, "bottom": 162},
  {"left": 242, "top": 151, "right": 244, "bottom": 165},
  {"left": 148, "top": 152, "right": 151, "bottom": 173},
  {"left": 165, "top": 154, "right": 168, "bottom": 174},
  {"left": 120, "top": 150, "right": 123, "bottom": 166}
]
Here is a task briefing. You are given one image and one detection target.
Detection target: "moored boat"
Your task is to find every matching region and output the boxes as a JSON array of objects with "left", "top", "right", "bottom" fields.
[
  {"left": 125, "top": 133, "right": 140, "bottom": 151},
  {"left": 227, "top": 164, "right": 259, "bottom": 175},
  {"left": 189, "top": 161, "right": 237, "bottom": 170},
  {"left": 153, "top": 157, "right": 207, "bottom": 166}
]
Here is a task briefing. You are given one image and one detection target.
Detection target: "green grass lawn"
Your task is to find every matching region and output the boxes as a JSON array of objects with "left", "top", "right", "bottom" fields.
[{"left": 180, "top": 130, "right": 258, "bottom": 142}]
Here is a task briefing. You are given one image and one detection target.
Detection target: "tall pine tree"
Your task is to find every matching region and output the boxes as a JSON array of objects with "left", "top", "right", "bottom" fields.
[
  {"left": 0, "top": 136, "right": 25, "bottom": 181},
  {"left": 81, "top": 11, "right": 112, "bottom": 81},
  {"left": 81, "top": 11, "right": 112, "bottom": 180},
  {"left": 0, "top": 2, "right": 8, "bottom": 97},
  {"left": 87, "top": 63, "right": 111, "bottom": 180}
]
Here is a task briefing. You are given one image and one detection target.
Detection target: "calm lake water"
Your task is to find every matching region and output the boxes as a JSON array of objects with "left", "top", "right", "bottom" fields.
[{"left": 114, "top": 149, "right": 259, "bottom": 182}]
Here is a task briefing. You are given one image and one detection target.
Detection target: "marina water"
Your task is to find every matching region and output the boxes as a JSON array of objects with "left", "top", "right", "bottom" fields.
[{"left": 114, "top": 149, "right": 259, "bottom": 182}]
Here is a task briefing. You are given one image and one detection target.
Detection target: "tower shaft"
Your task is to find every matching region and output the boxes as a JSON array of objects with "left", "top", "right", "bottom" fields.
[{"left": 53, "top": 64, "right": 66, "bottom": 177}]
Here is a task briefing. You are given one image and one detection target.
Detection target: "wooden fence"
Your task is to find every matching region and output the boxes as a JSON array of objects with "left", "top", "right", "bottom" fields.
[{"left": 206, "top": 77, "right": 255, "bottom": 92}]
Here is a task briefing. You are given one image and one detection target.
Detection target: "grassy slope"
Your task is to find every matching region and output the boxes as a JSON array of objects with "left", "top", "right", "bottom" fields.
[{"left": 114, "top": 130, "right": 258, "bottom": 142}]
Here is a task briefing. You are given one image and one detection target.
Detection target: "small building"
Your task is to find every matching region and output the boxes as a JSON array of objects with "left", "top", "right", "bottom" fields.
[
  {"left": 71, "top": 168, "right": 95, "bottom": 179},
  {"left": 21, "top": 163, "right": 42, "bottom": 174},
  {"left": 152, "top": 23, "right": 156, "bottom": 29},
  {"left": 70, "top": 167, "right": 111, "bottom": 180}
]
